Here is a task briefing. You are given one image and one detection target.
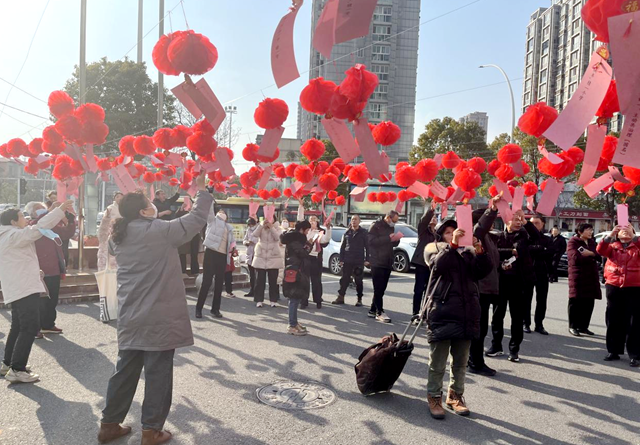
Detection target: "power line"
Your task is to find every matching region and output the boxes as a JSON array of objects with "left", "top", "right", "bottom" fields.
[
  {"left": 0, "top": 76, "right": 48, "bottom": 104},
  {"left": 0, "top": 101, "right": 49, "bottom": 119}
]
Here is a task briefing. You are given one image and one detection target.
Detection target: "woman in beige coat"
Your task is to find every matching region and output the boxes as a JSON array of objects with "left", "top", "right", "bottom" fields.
[{"left": 251, "top": 220, "right": 284, "bottom": 307}]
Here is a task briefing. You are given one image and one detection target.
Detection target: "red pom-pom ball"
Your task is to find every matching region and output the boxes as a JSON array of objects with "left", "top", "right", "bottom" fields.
[
  {"left": 294, "top": 165, "right": 313, "bottom": 183},
  {"left": 498, "top": 144, "right": 523, "bottom": 164},
  {"left": 395, "top": 165, "right": 417, "bottom": 187},
  {"left": 348, "top": 164, "right": 369, "bottom": 184},
  {"left": 415, "top": 159, "right": 438, "bottom": 182},
  {"left": 254, "top": 98, "right": 289, "bottom": 130},
  {"left": 339, "top": 64, "right": 379, "bottom": 103},
  {"left": 335, "top": 195, "right": 346, "bottom": 206},
  {"left": 133, "top": 135, "right": 156, "bottom": 156},
  {"left": 48, "top": 91, "right": 75, "bottom": 119},
  {"left": 454, "top": 168, "right": 482, "bottom": 192},
  {"left": 319, "top": 173, "right": 339, "bottom": 191},
  {"left": 372, "top": 121, "right": 401, "bottom": 146},
  {"left": 581, "top": 0, "right": 628, "bottom": 43},
  {"left": 467, "top": 157, "right": 487, "bottom": 174},
  {"left": 523, "top": 181, "right": 538, "bottom": 197},
  {"left": 301, "top": 139, "right": 325, "bottom": 161},
  {"left": 166, "top": 30, "right": 218, "bottom": 75},
  {"left": 300, "top": 77, "right": 337, "bottom": 115},
  {"left": 518, "top": 102, "right": 558, "bottom": 138},
  {"left": 441, "top": 151, "right": 461, "bottom": 169}
]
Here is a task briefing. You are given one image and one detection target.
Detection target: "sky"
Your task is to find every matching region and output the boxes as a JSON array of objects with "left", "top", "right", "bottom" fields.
[{"left": 0, "top": 0, "right": 551, "bottom": 167}]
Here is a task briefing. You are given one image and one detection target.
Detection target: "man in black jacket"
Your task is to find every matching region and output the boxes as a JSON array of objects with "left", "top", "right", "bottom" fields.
[
  {"left": 367, "top": 210, "right": 400, "bottom": 323},
  {"left": 333, "top": 215, "right": 369, "bottom": 306},
  {"left": 410, "top": 204, "right": 436, "bottom": 319},
  {"left": 549, "top": 226, "right": 567, "bottom": 282},
  {"left": 523, "top": 214, "right": 553, "bottom": 335},
  {"left": 153, "top": 190, "right": 180, "bottom": 221},
  {"left": 487, "top": 209, "right": 538, "bottom": 363},
  {"left": 468, "top": 196, "right": 501, "bottom": 376}
]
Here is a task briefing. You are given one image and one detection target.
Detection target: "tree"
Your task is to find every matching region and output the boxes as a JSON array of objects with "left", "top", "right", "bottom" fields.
[
  {"left": 409, "top": 117, "right": 492, "bottom": 184},
  {"left": 63, "top": 57, "right": 177, "bottom": 156}
]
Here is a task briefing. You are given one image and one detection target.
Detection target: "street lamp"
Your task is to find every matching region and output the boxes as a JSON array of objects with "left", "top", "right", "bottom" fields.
[
  {"left": 224, "top": 105, "right": 237, "bottom": 149},
  {"left": 479, "top": 64, "right": 516, "bottom": 141}
]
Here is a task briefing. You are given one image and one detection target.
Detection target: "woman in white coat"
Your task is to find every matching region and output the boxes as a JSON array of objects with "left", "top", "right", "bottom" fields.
[
  {"left": 252, "top": 219, "right": 284, "bottom": 307},
  {"left": 305, "top": 216, "right": 332, "bottom": 309}
]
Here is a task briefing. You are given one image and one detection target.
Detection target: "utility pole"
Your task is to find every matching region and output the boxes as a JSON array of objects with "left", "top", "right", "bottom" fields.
[
  {"left": 157, "top": 0, "right": 165, "bottom": 129},
  {"left": 78, "top": 0, "right": 87, "bottom": 271},
  {"left": 137, "top": 0, "right": 144, "bottom": 64},
  {"left": 225, "top": 106, "right": 237, "bottom": 149}
]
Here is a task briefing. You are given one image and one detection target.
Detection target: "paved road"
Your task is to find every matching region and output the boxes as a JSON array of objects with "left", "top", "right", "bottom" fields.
[{"left": 0, "top": 272, "right": 638, "bottom": 445}]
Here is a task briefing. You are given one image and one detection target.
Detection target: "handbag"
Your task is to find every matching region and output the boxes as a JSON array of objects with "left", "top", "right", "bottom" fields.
[
  {"left": 284, "top": 268, "right": 298, "bottom": 283},
  {"left": 95, "top": 255, "right": 118, "bottom": 323}
]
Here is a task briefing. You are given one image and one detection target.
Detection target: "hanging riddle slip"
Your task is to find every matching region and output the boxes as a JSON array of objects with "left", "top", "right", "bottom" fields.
[
  {"left": 578, "top": 124, "right": 607, "bottom": 185},
  {"left": 609, "top": 11, "right": 640, "bottom": 115},
  {"left": 536, "top": 179, "right": 564, "bottom": 216},
  {"left": 617, "top": 203, "right": 630, "bottom": 227},
  {"left": 455, "top": 204, "right": 473, "bottom": 247},
  {"left": 271, "top": 1, "right": 303, "bottom": 88}
]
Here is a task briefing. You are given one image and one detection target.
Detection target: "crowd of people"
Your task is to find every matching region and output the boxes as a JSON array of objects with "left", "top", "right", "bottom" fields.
[{"left": 1, "top": 178, "right": 639, "bottom": 442}]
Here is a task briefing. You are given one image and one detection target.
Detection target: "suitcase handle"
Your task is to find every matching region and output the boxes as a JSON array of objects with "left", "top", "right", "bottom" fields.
[{"left": 399, "top": 274, "right": 439, "bottom": 345}]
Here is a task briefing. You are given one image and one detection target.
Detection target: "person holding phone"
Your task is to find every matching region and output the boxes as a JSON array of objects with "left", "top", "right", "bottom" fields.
[
  {"left": 567, "top": 223, "right": 601, "bottom": 337},
  {"left": 304, "top": 216, "right": 331, "bottom": 309},
  {"left": 596, "top": 224, "right": 640, "bottom": 367}
]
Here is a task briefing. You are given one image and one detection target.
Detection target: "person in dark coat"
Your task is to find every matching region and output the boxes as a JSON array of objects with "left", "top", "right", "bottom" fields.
[
  {"left": 487, "top": 209, "right": 538, "bottom": 363},
  {"left": 567, "top": 223, "right": 601, "bottom": 336},
  {"left": 410, "top": 204, "right": 436, "bottom": 318},
  {"left": 175, "top": 196, "right": 202, "bottom": 276},
  {"left": 523, "top": 214, "right": 553, "bottom": 335},
  {"left": 152, "top": 190, "right": 180, "bottom": 221},
  {"left": 281, "top": 221, "right": 312, "bottom": 336},
  {"left": 468, "top": 196, "right": 501, "bottom": 376},
  {"left": 423, "top": 219, "right": 492, "bottom": 420},
  {"left": 597, "top": 224, "right": 640, "bottom": 366},
  {"left": 367, "top": 210, "right": 400, "bottom": 323},
  {"left": 549, "top": 226, "right": 567, "bottom": 282},
  {"left": 333, "top": 215, "right": 369, "bottom": 306}
]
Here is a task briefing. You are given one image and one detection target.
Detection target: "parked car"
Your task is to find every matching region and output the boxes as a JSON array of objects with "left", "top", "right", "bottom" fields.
[
  {"left": 360, "top": 221, "right": 418, "bottom": 273},
  {"left": 322, "top": 227, "right": 347, "bottom": 275}
]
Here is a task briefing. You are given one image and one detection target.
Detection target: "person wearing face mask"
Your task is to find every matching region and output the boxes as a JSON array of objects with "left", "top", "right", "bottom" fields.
[
  {"left": 304, "top": 215, "right": 332, "bottom": 309},
  {"left": 333, "top": 215, "right": 369, "bottom": 306},
  {"left": 195, "top": 207, "right": 235, "bottom": 319},
  {"left": 25, "top": 201, "right": 76, "bottom": 338},
  {"left": 98, "top": 173, "right": 211, "bottom": 444},
  {"left": 152, "top": 190, "right": 180, "bottom": 221},
  {"left": 486, "top": 209, "right": 538, "bottom": 363},
  {"left": 367, "top": 210, "right": 401, "bottom": 323},
  {"left": 0, "top": 201, "right": 73, "bottom": 384},
  {"left": 409, "top": 202, "right": 436, "bottom": 319},
  {"left": 597, "top": 224, "right": 640, "bottom": 366},
  {"left": 243, "top": 217, "right": 259, "bottom": 297},
  {"left": 251, "top": 218, "right": 284, "bottom": 307},
  {"left": 567, "top": 223, "right": 601, "bottom": 337}
]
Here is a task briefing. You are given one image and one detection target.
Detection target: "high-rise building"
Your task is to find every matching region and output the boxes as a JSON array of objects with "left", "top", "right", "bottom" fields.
[
  {"left": 459, "top": 112, "right": 489, "bottom": 141},
  {"left": 521, "top": 0, "right": 623, "bottom": 132},
  {"left": 298, "top": 0, "right": 421, "bottom": 163}
]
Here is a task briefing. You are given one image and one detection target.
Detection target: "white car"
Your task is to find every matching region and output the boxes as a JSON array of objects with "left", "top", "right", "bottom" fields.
[{"left": 322, "top": 222, "right": 418, "bottom": 274}]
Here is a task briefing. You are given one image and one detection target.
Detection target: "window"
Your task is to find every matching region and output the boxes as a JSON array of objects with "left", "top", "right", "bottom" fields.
[
  {"left": 569, "top": 83, "right": 577, "bottom": 96},
  {"left": 372, "top": 25, "right": 392, "bottom": 41},
  {"left": 570, "top": 67, "right": 578, "bottom": 82},
  {"left": 371, "top": 64, "right": 389, "bottom": 81},
  {"left": 527, "top": 53, "right": 533, "bottom": 64},
  {"left": 527, "top": 39, "right": 534, "bottom": 52},
  {"left": 541, "top": 55, "right": 548, "bottom": 67},
  {"left": 372, "top": 44, "right": 390, "bottom": 61},
  {"left": 571, "top": 35, "right": 579, "bottom": 49},
  {"left": 331, "top": 228, "right": 345, "bottom": 243},
  {"left": 373, "top": 6, "right": 392, "bottom": 22},
  {"left": 526, "top": 66, "right": 532, "bottom": 77},
  {"left": 573, "top": 4, "right": 580, "bottom": 17},
  {"left": 525, "top": 79, "right": 532, "bottom": 91},
  {"left": 369, "top": 103, "right": 387, "bottom": 120},
  {"left": 524, "top": 92, "right": 531, "bottom": 104},
  {"left": 543, "top": 27, "right": 550, "bottom": 39},
  {"left": 573, "top": 20, "right": 580, "bottom": 32},
  {"left": 356, "top": 48, "right": 365, "bottom": 58},
  {"left": 570, "top": 50, "right": 579, "bottom": 65},
  {"left": 542, "top": 41, "right": 549, "bottom": 55},
  {"left": 540, "top": 69, "right": 548, "bottom": 84},
  {"left": 371, "top": 84, "right": 388, "bottom": 101}
]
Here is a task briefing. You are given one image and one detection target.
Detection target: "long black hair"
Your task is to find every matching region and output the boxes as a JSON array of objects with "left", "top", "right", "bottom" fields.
[{"left": 111, "top": 192, "right": 149, "bottom": 245}]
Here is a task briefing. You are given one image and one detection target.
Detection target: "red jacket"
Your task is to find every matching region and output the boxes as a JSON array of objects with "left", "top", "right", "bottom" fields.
[
  {"left": 29, "top": 213, "right": 76, "bottom": 277},
  {"left": 597, "top": 237, "right": 640, "bottom": 288}
]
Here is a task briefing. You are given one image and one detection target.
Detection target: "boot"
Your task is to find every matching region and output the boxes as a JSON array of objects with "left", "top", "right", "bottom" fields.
[
  {"left": 355, "top": 297, "right": 363, "bottom": 307},
  {"left": 141, "top": 429, "right": 172, "bottom": 445},
  {"left": 331, "top": 295, "right": 345, "bottom": 305},
  {"left": 446, "top": 389, "right": 470, "bottom": 416},
  {"left": 97, "top": 423, "right": 132, "bottom": 444},
  {"left": 427, "top": 395, "right": 445, "bottom": 419}
]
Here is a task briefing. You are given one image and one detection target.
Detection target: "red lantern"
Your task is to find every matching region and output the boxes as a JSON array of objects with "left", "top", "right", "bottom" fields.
[
  {"left": 339, "top": 64, "right": 379, "bottom": 103},
  {"left": 495, "top": 164, "right": 516, "bottom": 182},
  {"left": 581, "top": 0, "right": 629, "bottom": 43},
  {"left": 335, "top": 195, "right": 346, "bottom": 206},
  {"left": 164, "top": 30, "right": 218, "bottom": 75},
  {"left": 372, "top": 121, "right": 401, "bottom": 146},
  {"left": 133, "top": 135, "right": 156, "bottom": 156},
  {"left": 623, "top": 166, "right": 640, "bottom": 185},
  {"left": 300, "top": 77, "right": 337, "bottom": 115},
  {"left": 242, "top": 143, "right": 259, "bottom": 162},
  {"left": 395, "top": 165, "right": 418, "bottom": 188},
  {"left": 347, "top": 164, "right": 369, "bottom": 184},
  {"left": 301, "top": 139, "right": 325, "bottom": 161},
  {"left": 488, "top": 185, "right": 499, "bottom": 197},
  {"left": 367, "top": 192, "right": 378, "bottom": 202},
  {"left": 254, "top": 98, "right": 289, "bottom": 129},
  {"left": 415, "top": 159, "right": 438, "bottom": 182},
  {"left": 567, "top": 146, "right": 585, "bottom": 164},
  {"left": 498, "top": 144, "right": 523, "bottom": 164},
  {"left": 48, "top": 91, "right": 75, "bottom": 119},
  {"left": 327, "top": 190, "right": 338, "bottom": 200},
  {"left": 523, "top": 181, "right": 538, "bottom": 197},
  {"left": 487, "top": 159, "right": 501, "bottom": 176},
  {"left": 614, "top": 181, "right": 635, "bottom": 194},
  {"left": 441, "top": 151, "right": 461, "bottom": 169},
  {"left": 454, "top": 168, "right": 482, "bottom": 192},
  {"left": 518, "top": 102, "right": 558, "bottom": 137},
  {"left": 467, "top": 157, "right": 487, "bottom": 174},
  {"left": 74, "top": 103, "right": 105, "bottom": 124},
  {"left": 319, "top": 172, "right": 339, "bottom": 191},
  {"left": 294, "top": 165, "right": 313, "bottom": 183},
  {"left": 596, "top": 80, "right": 620, "bottom": 119}
]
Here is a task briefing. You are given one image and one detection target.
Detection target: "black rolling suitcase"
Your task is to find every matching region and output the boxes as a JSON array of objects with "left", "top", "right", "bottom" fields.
[{"left": 354, "top": 275, "right": 437, "bottom": 395}]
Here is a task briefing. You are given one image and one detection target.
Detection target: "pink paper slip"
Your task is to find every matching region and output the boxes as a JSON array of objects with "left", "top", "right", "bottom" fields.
[
  {"left": 322, "top": 118, "right": 360, "bottom": 162},
  {"left": 609, "top": 166, "right": 630, "bottom": 183},
  {"left": 609, "top": 11, "right": 640, "bottom": 115},
  {"left": 612, "top": 89, "right": 640, "bottom": 168},
  {"left": 165, "top": 152, "right": 184, "bottom": 167},
  {"left": 493, "top": 179, "right": 513, "bottom": 202},
  {"left": 584, "top": 172, "right": 614, "bottom": 198},
  {"left": 455, "top": 205, "right": 473, "bottom": 247},
  {"left": 512, "top": 187, "right": 525, "bottom": 211},
  {"left": 257, "top": 127, "right": 285, "bottom": 160},
  {"left": 324, "top": 210, "right": 335, "bottom": 225},
  {"left": 617, "top": 203, "right": 630, "bottom": 227},
  {"left": 112, "top": 164, "right": 138, "bottom": 194},
  {"left": 195, "top": 79, "right": 226, "bottom": 132},
  {"left": 334, "top": 0, "right": 378, "bottom": 44},
  {"left": 85, "top": 144, "right": 97, "bottom": 173},
  {"left": 447, "top": 186, "right": 465, "bottom": 204},
  {"left": 394, "top": 200, "right": 404, "bottom": 213},
  {"left": 148, "top": 155, "right": 165, "bottom": 167},
  {"left": 263, "top": 204, "right": 276, "bottom": 223},
  {"left": 538, "top": 143, "right": 564, "bottom": 164},
  {"left": 511, "top": 161, "right": 524, "bottom": 177},
  {"left": 390, "top": 232, "right": 404, "bottom": 242},
  {"left": 578, "top": 124, "right": 607, "bottom": 185},
  {"left": 407, "top": 181, "right": 430, "bottom": 199},
  {"left": 350, "top": 185, "right": 368, "bottom": 202},
  {"left": 249, "top": 201, "right": 260, "bottom": 217},
  {"left": 312, "top": 0, "right": 338, "bottom": 58},
  {"left": 536, "top": 179, "right": 564, "bottom": 216},
  {"left": 429, "top": 181, "right": 448, "bottom": 200},
  {"left": 272, "top": 6, "right": 301, "bottom": 89},
  {"left": 215, "top": 146, "right": 236, "bottom": 178},
  {"left": 496, "top": 199, "right": 513, "bottom": 224},
  {"left": 441, "top": 206, "right": 448, "bottom": 219},
  {"left": 543, "top": 52, "right": 612, "bottom": 150},
  {"left": 353, "top": 118, "right": 387, "bottom": 178},
  {"left": 258, "top": 165, "right": 273, "bottom": 190},
  {"left": 526, "top": 196, "right": 534, "bottom": 212},
  {"left": 56, "top": 181, "right": 67, "bottom": 202},
  {"left": 171, "top": 83, "right": 202, "bottom": 119},
  {"left": 433, "top": 153, "right": 443, "bottom": 168}
]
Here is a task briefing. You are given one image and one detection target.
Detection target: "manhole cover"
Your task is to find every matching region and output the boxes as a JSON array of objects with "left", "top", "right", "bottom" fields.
[{"left": 256, "top": 381, "right": 336, "bottom": 410}]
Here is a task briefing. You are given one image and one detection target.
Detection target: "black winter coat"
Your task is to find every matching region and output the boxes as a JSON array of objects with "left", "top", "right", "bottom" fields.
[
  {"left": 411, "top": 208, "right": 435, "bottom": 267},
  {"left": 473, "top": 208, "right": 500, "bottom": 295},
  {"left": 530, "top": 230, "right": 553, "bottom": 281},
  {"left": 367, "top": 218, "right": 400, "bottom": 269},
  {"left": 153, "top": 192, "right": 180, "bottom": 221},
  {"left": 339, "top": 226, "right": 369, "bottom": 265},
  {"left": 550, "top": 234, "right": 567, "bottom": 263},
  {"left": 280, "top": 230, "right": 311, "bottom": 300},
  {"left": 496, "top": 222, "right": 539, "bottom": 285},
  {"left": 423, "top": 242, "right": 492, "bottom": 343}
]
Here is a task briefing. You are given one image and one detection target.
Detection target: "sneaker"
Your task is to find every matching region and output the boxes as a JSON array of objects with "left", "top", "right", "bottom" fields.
[
  {"left": 507, "top": 353, "right": 520, "bottom": 363},
  {"left": 485, "top": 346, "right": 504, "bottom": 357},
  {"left": 467, "top": 363, "right": 497, "bottom": 377},
  {"left": 331, "top": 296, "right": 345, "bottom": 305},
  {"left": 287, "top": 325, "right": 308, "bottom": 336},
  {"left": 256, "top": 302, "right": 263, "bottom": 308},
  {"left": 40, "top": 326, "right": 63, "bottom": 334},
  {"left": 427, "top": 395, "right": 445, "bottom": 420},
  {"left": 534, "top": 326, "right": 549, "bottom": 335},
  {"left": 604, "top": 353, "right": 620, "bottom": 361},
  {"left": 296, "top": 323, "right": 308, "bottom": 331},
  {"left": 630, "top": 359, "right": 639, "bottom": 368},
  {"left": 4, "top": 369, "right": 40, "bottom": 383},
  {"left": 270, "top": 303, "right": 277, "bottom": 308},
  {"left": 446, "top": 389, "right": 470, "bottom": 416},
  {"left": 225, "top": 292, "right": 235, "bottom": 298},
  {"left": 375, "top": 312, "right": 391, "bottom": 323},
  {"left": 523, "top": 325, "right": 532, "bottom": 334},
  {"left": 35, "top": 331, "right": 44, "bottom": 339},
  {"left": 0, "top": 362, "right": 31, "bottom": 376},
  {"left": 210, "top": 311, "right": 223, "bottom": 318},
  {"left": 367, "top": 310, "right": 376, "bottom": 318}
]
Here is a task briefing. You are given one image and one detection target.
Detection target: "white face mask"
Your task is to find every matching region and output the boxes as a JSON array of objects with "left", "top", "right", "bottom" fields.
[
  {"left": 388, "top": 220, "right": 395, "bottom": 228},
  {"left": 281, "top": 221, "right": 289, "bottom": 229},
  {"left": 217, "top": 212, "right": 227, "bottom": 222},
  {"left": 35, "top": 208, "right": 48, "bottom": 217}
]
